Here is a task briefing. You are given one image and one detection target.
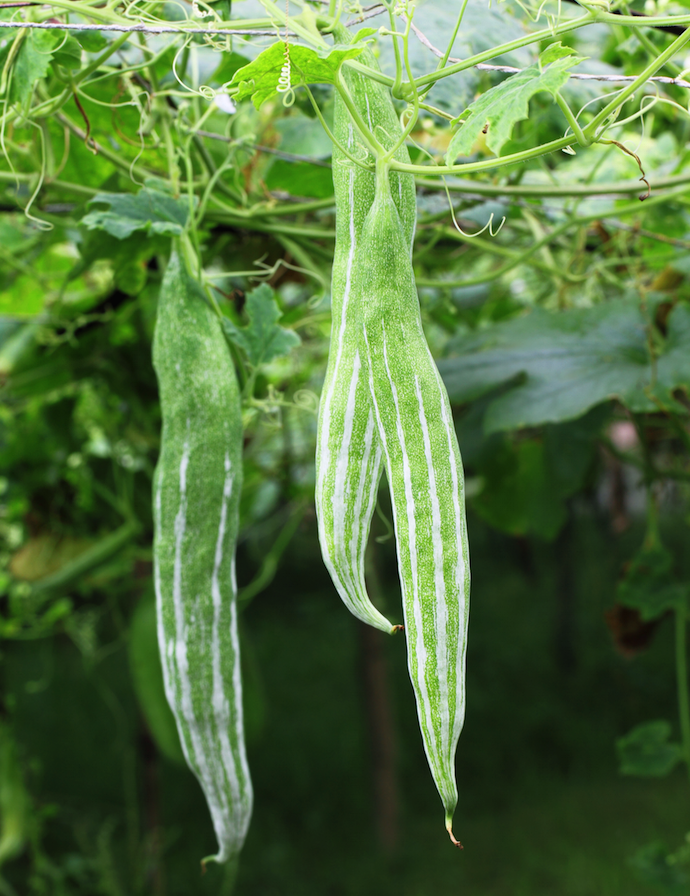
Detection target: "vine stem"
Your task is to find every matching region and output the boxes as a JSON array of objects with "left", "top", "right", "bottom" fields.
[
  {"left": 406, "top": 15, "right": 690, "bottom": 88},
  {"left": 584, "top": 24, "right": 690, "bottom": 138},
  {"left": 415, "top": 183, "right": 690, "bottom": 288},
  {"left": 676, "top": 600, "right": 690, "bottom": 786}
]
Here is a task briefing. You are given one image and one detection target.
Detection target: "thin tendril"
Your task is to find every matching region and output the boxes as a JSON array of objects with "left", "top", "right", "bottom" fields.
[
  {"left": 276, "top": 0, "right": 295, "bottom": 106},
  {"left": 443, "top": 178, "right": 506, "bottom": 238}
]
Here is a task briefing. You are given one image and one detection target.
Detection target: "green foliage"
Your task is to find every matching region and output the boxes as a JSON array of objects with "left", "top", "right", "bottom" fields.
[
  {"left": 73, "top": 29, "right": 107, "bottom": 52},
  {"left": 439, "top": 301, "right": 690, "bottom": 432},
  {"left": 222, "top": 284, "right": 300, "bottom": 367},
  {"left": 8, "top": 31, "right": 54, "bottom": 105},
  {"left": 230, "top": 42, "right": 365, "bottom": 108},
  {"left": 467, "top": 412, "right": 603, "bottom": 540},
  {"left": 128, "top": 591, "right": 185, "bottom": 765},
  {"left": 81, "top": 188, "right": 190, "bottom": 240},
  {"left": 617, "top": 721, "right": 683, "bottom": 777},
  {"left": 264, "top": 159, "right": 334, "bottom": 197},
  {"left": 446, "top": 45, "right": 583, "bottom": 161},
  {"left": 630, "top": 839, "right": 690, "bottom": 892},
  {"left": 0, "top": 722, "right": 29, "bottom": 867},
  {"left": 617, "top": 539, "right": 687, "bottom": 621}
]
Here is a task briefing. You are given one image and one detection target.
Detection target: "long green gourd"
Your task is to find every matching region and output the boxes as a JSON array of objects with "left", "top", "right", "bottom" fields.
[
  {"left": 315, "top": 35, "right": 415, "bottom": 635},
  {"left": 356, "top": 165, "right": 471, "bottom": 845},
  {"left": 152, "top": 246, "right": 252, "bottom": 863}
]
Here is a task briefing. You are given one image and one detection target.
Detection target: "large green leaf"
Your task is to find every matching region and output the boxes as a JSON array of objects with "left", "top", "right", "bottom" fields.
[
  {"left": 230, "top": 41, "right": 365, "bottom": 109},
  {"left": 222, "top": 284, "right": 300, "bottom": 367},
  {"left": 438, "top": 300, "right": 690, "bottom": 432},
  {"left": 655, "top": 301, "right": 690, "bottom": 405},
  {"left": 460, "top": 407, "right": 604, "bottom": 540},
  {"left": 445, "top": 46, "right": 583, "bottom": 162}
]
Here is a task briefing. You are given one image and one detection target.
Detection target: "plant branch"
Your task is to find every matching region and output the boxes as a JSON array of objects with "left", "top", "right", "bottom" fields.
[
  {"left": 416, "top": 184, "right": 690, "bottom": 288},
  {"left": 407, "top": 17, "right": 690, "bottom": 88},
  {"left": 417, "top": 171, "right": 690, "bottom": 196},
  {"left": 584, "top": 25, "right": 690, "bottom": 137}
]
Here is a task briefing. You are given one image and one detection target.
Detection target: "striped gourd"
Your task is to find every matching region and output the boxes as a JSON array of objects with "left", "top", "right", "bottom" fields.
[
  {"left": 315, "top": 38, "right": 415, "bottom": 635},
  {"left": 152, "top": 246, "right": 252, "bottom": 863},
  {"left": 357, "top": 167, "right": 471, "bottom": 845}
]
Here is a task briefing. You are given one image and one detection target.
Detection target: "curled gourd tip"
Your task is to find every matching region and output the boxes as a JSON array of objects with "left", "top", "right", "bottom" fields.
[{"left": 446, "top": 817, "right": 463, "bottom": 849}]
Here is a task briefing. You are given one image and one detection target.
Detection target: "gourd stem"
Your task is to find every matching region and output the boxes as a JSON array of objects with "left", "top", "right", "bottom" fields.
[
  {"left": 374, "top": 158, "right": 393, "bottom": 203},
  {"left": 555, "top": 93, "right": 590, "bottom": 147},
  {"left": 387, "top": 6, "right": 420, "bottom": 158},
  {"left": 303, "top": 81, "right": 373, "bottom": 170},
  {"left": 334, "top": 75, "right": 385, "bottom": 160},
  {"left": 386, "top": 1, "right": 404, "bottom": 98}
]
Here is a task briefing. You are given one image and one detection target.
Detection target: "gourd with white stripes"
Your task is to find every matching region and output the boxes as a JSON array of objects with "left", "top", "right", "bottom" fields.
[
  {"left": 315, "top": 34, "right": 415, "bottom": 635},
  {"left": 357, "top": 164, "right": 471, "bottom": 846},
  {"left": 152, "top": 246, "right": 252, "bottom": 863}
]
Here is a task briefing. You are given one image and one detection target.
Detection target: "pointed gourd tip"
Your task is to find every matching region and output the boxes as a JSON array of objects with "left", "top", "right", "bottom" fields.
[
  {"left": 391, "top": 624, "right": 404, "bottom": 635},
  {"left": 200, "top": 853, "right": 223, "bottom": 873},
  {"left": 446, "top": 817, "right": 463, "bottom": 850}
]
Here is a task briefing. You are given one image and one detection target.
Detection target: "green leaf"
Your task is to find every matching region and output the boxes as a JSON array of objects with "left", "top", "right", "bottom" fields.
[
  {"left": 617, "top": 540, "right": 686, "bottom": 621},
  {"left": 10, "top": 30, "right": 59, "bottom": 105},
  {"left": 222, "top": 284, "right": 300, "bottom": 367},
  {"left": 653, "top": 302, "right": 690, "bottom": 409},
  {"left": 81, "top": 188, "right": 190, "bottom": 239},
  {"left": 617, "top": 721, "right": 682, "bottom": 777},
  {"left": 463, "top": 408, "right": 604, "bottom": 540},
  {"left": 275, "top": 114, "right": 333, "bottom": 159},
  {"left": 445, "top": 51, "right": 583, "bottom": 162},
  {"left": 210, "top": 51, "right": 251, "bottom": 86},
  {"left": 0, "top": 274, "right": 45, "bottom": 318},
  {"left": 264, "top": 160, "right": 334, "bottom": 199},
  {"left": 351, "top": 27, "right": 378, "bottom": 42},
  {"left": 52, "top": 35, "right": 83, "bottom": 71},
  {"left": 472, "top": 438, "right": 567, "bottom": 539},
  {"left": 539, "top": 41, "right": 580, "bottom": 66},
  {"left": 230, "top": 41, "right": 365, "bottom": 109},
  {"left": 70, "top": 229, "right": 164, "bottom": 297},
  {"left": 74, "top": 30, "right": 108, "bottom": 52},
  {"left": 438, "top": 300, "right": 690, "bottom": 433},
  {"left": 128, "top": 592, "right": 185, "bottom": 766}
]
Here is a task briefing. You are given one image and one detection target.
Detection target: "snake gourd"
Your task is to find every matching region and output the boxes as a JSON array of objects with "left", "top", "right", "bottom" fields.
[
  {"left": 315, "top": 41, "right": 415, "bottom": 635},
  {"left": 152, "top": 247, "right": 252, "bottom": 863},
  {"left": 357, "top": 167, "right": 471, "bottom": 844}
]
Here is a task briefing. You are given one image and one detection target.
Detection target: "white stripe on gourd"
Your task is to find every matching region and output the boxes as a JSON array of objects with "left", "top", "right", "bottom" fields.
[
  {"left": 315, "top": 35, "right": 415, "bottom": 634},
  {"left": 153, "top": 248, "right": 252, "bottom": 863},
  {"left": 358, "top": 171, "right": 470, "bottom": 845}
]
